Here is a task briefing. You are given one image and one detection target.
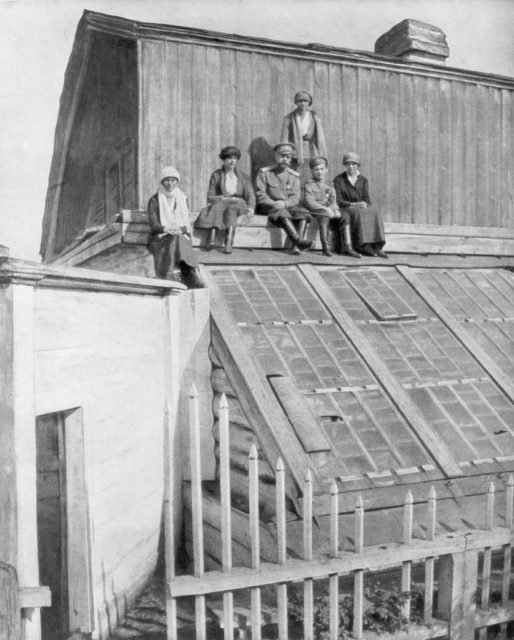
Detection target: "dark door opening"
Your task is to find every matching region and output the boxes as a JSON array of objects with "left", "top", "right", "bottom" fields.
[{"left": 36, "top": 412, "right": 69, "bottom": 640}]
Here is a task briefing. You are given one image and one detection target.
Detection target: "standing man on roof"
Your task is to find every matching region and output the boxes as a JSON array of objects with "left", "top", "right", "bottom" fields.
[{"left": 255, "top": 142, "right": 313, "bottom": 255}]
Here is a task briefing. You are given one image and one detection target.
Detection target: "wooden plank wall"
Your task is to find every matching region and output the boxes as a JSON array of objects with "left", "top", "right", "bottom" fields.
[
  {"left": 54, "top": 32, "right": 138, "bottom": 255},
  {"left": 139, "top": 40, "right": 514, "bottom": 230},
  {"left": 32, "top": 288, "right": 170, "bottom": 638}
]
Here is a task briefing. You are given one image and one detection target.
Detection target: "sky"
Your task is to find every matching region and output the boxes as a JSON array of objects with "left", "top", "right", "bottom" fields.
[{"left": 1, "top": 0, "right": 513, "bottom": 262}]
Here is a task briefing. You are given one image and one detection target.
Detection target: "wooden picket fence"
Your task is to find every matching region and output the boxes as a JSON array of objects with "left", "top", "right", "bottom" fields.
[{"left": 166, "top": 387, "right": 514, "bottom": 639}]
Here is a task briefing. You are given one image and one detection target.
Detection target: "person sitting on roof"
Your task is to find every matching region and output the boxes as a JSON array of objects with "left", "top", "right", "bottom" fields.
[
  {"left": 147, "top": 166, "right": 204, "bottom": 288},
  {"left": 280, "top": 90, "right": 327, "bottom": 184},
  {"left": 254, "top": 142, "right": 313, "bottom": 255},
  {"left": 302, "top": 156, "right": 341, "bottom": 257},
  {"left": 194, "top": 145, "right": 255, "bottom": 254},
  {"left": 333, "top": 152, "right": 388, "bottom": 258}
]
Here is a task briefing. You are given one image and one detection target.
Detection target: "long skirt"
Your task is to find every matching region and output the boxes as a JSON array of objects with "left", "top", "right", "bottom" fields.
[
  {"left": 150, "top": 233, "right": 198, "bottom": 279},
  {"left": 347, "top": 205, "right": 386, "bottom": 250},
  {"left": 194, "top": 198, "right": 247, "bottom": 229}
]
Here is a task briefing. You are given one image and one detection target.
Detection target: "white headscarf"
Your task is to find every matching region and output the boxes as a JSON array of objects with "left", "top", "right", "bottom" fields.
[{"left": 158, "top": 166, "right": 191, "bottom": 231}]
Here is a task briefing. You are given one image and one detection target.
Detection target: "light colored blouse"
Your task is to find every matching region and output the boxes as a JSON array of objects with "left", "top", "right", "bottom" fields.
[{"left": 225, "top": 172, "right": 238, "bottom": 196}]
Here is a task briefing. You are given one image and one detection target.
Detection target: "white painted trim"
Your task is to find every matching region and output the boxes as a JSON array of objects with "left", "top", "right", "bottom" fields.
[{"left": 12, "top": 284, "right": 42, "bottom": 640}]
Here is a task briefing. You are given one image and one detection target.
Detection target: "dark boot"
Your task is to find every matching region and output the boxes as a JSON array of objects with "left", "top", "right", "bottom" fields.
[
  {"left": 340, "top": 224, "right": 361, "bottom": 258},
  {"left": 360, "top": 243, "right": 377, "bottom": 257},
  {"left": 374, "top": 245, "right": 389, "bottom": 259},
  {"left": 223, "top": 226, "right": 236, "bottom": 254},
  {"left": 281, "top": 218, "right": 313, "bottom": 252},
  {"left": 319, "top": 219, "right": 332, "bottom": 257},
  {"left": 294, "top": 219, "right": 312, "bottom": 253},
  {"left": 205, "top": 228, "right": 217, "bottom": 250},
  {"left": 181, "top": 266, "right": 204, "bottom": 289}
]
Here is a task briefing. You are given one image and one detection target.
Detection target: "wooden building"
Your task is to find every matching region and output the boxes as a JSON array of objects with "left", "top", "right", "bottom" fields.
[
  {"left": 35, "top": 10, "right": 514, "bottom": 640},
  {"left": 0, "top": 247, "right": 211, "bottom": 640},
  {"left": 41, "top": 10, "right": 514, "bottom": 263}
]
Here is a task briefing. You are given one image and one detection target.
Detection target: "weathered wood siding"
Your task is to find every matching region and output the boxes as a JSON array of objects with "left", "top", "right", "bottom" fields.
[
  {"left": 54, "top": 32, "right": 138, "bottom": 255},
  {"left": 33, "top": 288, "right": 169, "bottom": 638},
  {"left": 139, "top": 40, "right": 514, "bottom": 229}
]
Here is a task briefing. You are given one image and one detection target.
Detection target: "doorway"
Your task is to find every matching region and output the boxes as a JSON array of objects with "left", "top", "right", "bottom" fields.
[
  {"left": 36, "top": 412, "right": 69, "bottom": 640},
  {"left": 36, "top": 408, "right": 92, "bottom": 640}
]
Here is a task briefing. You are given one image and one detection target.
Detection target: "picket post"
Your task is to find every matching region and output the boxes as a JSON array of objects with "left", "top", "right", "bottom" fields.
[
  {"left": 329, "top": 479, "right": 339, "bottom": 640},
  {"left": 353, "top": 495, "right": 364, "bottom": 640},
  {"left": 438, "top": 548, "right": 478, "bottom": 640},
  {"left": 303, "top": 470, "right": 314, "bottom": 640},
  {"left": 219, "top": 394, "right": 234, "bottom": 639},
  {"left": 401, "top": 490, "right": 413, "bottom": 620},
  {"left": 424, "top": 485, "right": 436, "bottom": 624},
  {"left": 189, "top": 384, "right": 206, "bottom": 639},
  {"left": 276, "top": 458, "right": 288, "bottom": 640},
  {"left": 249, "top": 444, "right": 262, "bottom": 640}
]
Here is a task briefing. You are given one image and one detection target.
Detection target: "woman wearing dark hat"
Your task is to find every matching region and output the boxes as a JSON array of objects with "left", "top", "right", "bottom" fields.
[
  {"left": 194, "top": 146, "right": 255, "bottom": 254},
  {"left": 333, "top": 152, "right": 388, "bottom": 258},
  {"left": 147, "top": 166, "right": 203, "bottom": 287},
  {"left": 280, "top": 91, "right": 327, "bottom": 183}
]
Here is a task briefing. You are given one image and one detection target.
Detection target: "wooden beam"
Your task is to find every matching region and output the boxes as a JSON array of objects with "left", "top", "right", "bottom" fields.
[
  {"left": 268, "top": 376, "right": 331, "bottom": 453},
  {"left": 169, "top": 527, "right": 510, "bottom": 597},
  {"left": 83, "top": 11, "right": 514, "bottom": 91},
  {"left": 64, "top": 408, "right": 93, "bottom": 633},
  {"left": 387, "top": 222, "right": 514, "bottom": 240},
  {"left": 298, "top": 264, "right": 462, "bottom": 477},
  {"left": 0, "top": 562, "right": 21, "bottom": 639},
  {"left": 437, "top": 550, "right": 478, "bottom": 640},
  {"left": 49, "top": 217, "right": 514, "bottom": 263},
  {"left": 397, "top": 265, "right": 514, "bottom": 405},
  {"left": 52, "top": 224, "right": 121, "bottom": 265},
  {"left": 202, "top": 267, "right": 321, "bottom": 494},
  {"left": 19, "top": 586, "right": 52, "bottom": 609},
  {"left": 0, "top": 257, "right": 184, "bottom": 296},
  {"left": 43, "top": 28, "right": 94, "bottom": 261},
  {"left": 0, "top": 285, "right": 18, "bottom": 567}
]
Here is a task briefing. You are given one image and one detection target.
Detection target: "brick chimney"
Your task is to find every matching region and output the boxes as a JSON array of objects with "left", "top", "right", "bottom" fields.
[{"left": 374, "top": 19, "right": 449, "bottom": 65}]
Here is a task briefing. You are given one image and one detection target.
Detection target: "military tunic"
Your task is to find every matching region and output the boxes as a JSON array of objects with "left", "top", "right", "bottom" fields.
[
  {"left": 255, "top": 164, "right": 311, "bottom": 223},
  {"left": 302, "top": 179, "right": 345, "bottom": 221}
]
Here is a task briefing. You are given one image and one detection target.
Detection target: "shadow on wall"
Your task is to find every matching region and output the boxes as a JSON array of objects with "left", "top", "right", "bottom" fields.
[{"left": 248, "top": 137, "right": 275, "bottom": 183}]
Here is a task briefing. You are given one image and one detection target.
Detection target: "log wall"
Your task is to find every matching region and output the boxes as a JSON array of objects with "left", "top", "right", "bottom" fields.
[{"left": 139, "top": 39, "right": 514, "bottom": 230}]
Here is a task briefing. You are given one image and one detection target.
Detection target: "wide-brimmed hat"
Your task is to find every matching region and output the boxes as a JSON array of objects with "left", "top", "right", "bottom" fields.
[
  {"left": 219, "top": 146, "right": 241, "bottom": 160},
  {"left": 294, "top": 90, "right": 313, "bottom": 105},
  {"left": 160, "top": 166, "right": 181, "bottom": 182},
  {"left": 342, "top": 152, "right": 361, "bottom": 166},
  {"left": 274, "top": 142, "right": 296, "bottom": 154},
  {"left": 310, "top": 156, "right": 329, "bottom": 168}
]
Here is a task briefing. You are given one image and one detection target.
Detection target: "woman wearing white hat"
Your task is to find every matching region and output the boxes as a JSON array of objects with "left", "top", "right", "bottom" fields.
[
  {"left": 147, "top": 166, "right": 203, "bottom": 287},
  {"left": 333, "top": 153, "right": 388, "bottom": 258}
]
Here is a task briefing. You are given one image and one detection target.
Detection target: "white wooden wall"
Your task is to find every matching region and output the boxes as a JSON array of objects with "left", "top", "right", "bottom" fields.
[{"left": 31, "top": 287, "right": 175, "bottom": 639}]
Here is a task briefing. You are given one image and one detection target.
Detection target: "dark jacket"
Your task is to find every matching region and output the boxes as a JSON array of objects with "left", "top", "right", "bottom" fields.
[
  {"left": 207, "top": 168, "right": 255, "bottom": 210},
  {"left": 333, "top": 173, "right": 372, "bottom": 209},
  {"left": 147, "top": 193, "right": 189, "bottom": 248}
]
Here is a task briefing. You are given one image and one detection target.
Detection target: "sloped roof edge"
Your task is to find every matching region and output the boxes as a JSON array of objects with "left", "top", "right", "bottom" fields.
[
  {"left": 41, "top": 12, "right": 95, "bottom": 260},
  {"left": 83, "top": 9, "right": 514, "bottom": 86}
]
